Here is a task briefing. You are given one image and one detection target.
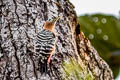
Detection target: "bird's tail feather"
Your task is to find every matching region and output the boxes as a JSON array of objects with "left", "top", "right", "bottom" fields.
[{"left": 39, "top": 57, "right": 48, "bottom": 75}]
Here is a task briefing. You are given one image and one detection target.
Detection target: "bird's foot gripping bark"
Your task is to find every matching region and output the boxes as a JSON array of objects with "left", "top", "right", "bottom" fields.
[{"left": 47, "top": 53, "right": 53, "bottom": 64}]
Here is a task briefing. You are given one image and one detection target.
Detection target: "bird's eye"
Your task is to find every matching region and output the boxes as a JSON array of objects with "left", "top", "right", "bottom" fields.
[{"left": 48, "top": 19, "right": 51, "bottom": 21}]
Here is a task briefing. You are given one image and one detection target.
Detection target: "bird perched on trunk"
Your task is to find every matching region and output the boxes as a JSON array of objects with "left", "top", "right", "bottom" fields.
[{"left": 35, "top": 16, "right": 61, "bottom": 74}]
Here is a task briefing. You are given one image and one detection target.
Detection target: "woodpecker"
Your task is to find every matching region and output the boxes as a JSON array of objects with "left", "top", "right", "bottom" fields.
[{"left": 35, "top": 16, "right": 61, "bottom": 74}]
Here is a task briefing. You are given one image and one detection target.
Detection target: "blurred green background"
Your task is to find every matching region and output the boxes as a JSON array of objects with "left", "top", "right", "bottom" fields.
[{"left": 77, "top": 14, "right": 120, "bottom": 78}]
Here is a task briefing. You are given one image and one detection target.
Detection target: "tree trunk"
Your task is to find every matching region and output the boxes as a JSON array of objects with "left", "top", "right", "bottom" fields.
[{"left": 0, "top": 0, "right": 113, "bottom": 80}]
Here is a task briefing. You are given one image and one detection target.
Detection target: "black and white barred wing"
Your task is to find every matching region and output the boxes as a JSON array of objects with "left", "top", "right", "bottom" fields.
[{"left": 35, "top": 30, "right": 56, "bottom": 56}]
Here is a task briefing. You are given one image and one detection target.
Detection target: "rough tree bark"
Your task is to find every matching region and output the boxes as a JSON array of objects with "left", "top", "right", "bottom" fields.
[{"left": 0, "top": 0, "right": 113, "bottom": 80}]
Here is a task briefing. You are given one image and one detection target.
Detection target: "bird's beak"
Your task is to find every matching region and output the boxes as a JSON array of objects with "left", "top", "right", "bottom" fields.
[{"left": 52, "top": 16, "right": 61, "bottom": 24}]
